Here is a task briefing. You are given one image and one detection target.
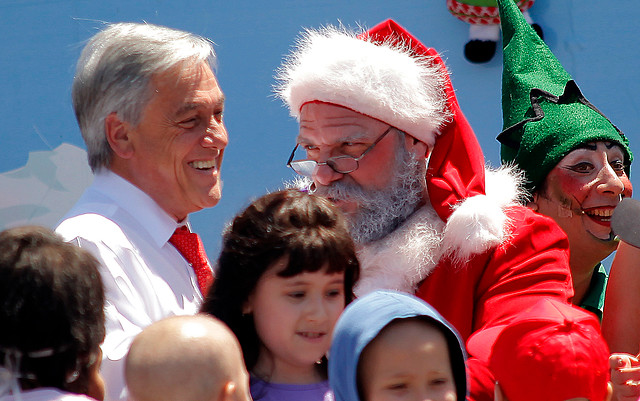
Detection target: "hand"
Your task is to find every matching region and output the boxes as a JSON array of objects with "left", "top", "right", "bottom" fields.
[{"left": 610, "top": 353, "right": 640, "bottom": 401}]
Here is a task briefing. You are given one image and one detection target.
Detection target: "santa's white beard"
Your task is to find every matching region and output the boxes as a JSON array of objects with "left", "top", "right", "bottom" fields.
[{"left": 315, "top": 147, "right": 427, "bottom": 244}]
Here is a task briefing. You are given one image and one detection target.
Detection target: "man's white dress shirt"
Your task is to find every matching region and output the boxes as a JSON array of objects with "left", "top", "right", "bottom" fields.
[{"left": 55, "top": 171, "right": 203, "bottom": 401}]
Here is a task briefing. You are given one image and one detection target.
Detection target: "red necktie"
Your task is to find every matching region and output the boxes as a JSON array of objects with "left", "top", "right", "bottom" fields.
[{"left": 169, "top": 226, "right": 213, "bottom": 295}]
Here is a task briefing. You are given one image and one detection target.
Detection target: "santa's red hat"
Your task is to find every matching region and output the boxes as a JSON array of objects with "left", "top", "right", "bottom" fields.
[{"left": 276, "top": 19, "right": 510, "bottom": 260}]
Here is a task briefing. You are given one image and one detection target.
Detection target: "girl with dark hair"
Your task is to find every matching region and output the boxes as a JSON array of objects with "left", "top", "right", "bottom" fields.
[
  {"left": 200, "top": 189, "right": 359, "bottom": 401},
  {"left": 0, "top": 226, "right": 106, "bottom": 401}
]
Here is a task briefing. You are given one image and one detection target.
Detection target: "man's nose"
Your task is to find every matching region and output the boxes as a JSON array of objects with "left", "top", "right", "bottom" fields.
[
  {"left": 313, "top": 163, "right": 344, "bottom": 186},
  {"left": 202, "top": 123, "right": 228, "bottom": 150}
]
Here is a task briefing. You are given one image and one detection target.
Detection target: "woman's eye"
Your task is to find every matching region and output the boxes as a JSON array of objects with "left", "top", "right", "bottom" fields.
[
  {"left": 567, "top": 162, "right": 593, "bottom": 173},
  {"left": 610, "top": 160, "right": 625, "bottom": 173}
]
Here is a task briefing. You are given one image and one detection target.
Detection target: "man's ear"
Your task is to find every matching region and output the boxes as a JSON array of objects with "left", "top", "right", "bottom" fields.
[
  {"left": 403, "top": 134, "right": 430, "bottom": 158},
  {"left": 105, "top": 112, "right": 134, "bottom": 159}
]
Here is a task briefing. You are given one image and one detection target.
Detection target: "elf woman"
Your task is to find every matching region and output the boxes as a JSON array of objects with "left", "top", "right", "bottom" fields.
[{"left": 495, "top": 0, "right": 633, "bottom": 320}]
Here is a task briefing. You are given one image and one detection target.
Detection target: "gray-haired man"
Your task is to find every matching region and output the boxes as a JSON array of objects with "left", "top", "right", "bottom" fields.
[{"left": 56, "top": 23, "right": 227, "bottom": 400}]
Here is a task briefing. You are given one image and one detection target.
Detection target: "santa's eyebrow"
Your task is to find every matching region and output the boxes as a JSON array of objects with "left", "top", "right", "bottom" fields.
[{"left": 296, "top": 132, "right": 372, "bottom": 145}]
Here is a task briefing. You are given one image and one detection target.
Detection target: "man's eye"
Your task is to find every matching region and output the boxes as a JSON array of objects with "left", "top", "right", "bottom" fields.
[
  {"left": 179, "top": 117, "right": 199, "bottom": 129},
  {"left": 214, "top": 111, "right": 224, "bottom": 123}
]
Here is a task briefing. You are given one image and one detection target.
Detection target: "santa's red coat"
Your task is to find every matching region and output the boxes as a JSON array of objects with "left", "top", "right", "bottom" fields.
[{"left": 416, "top": 205, "right": 574, "bottom": 401}]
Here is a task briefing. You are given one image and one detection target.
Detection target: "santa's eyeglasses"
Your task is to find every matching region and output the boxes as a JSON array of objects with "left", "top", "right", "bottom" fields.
[{"left": 286, "top": 126, "right": 393, "bottom": 177}]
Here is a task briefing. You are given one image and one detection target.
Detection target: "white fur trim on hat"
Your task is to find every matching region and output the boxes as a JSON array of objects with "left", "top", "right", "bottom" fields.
[
  {"left": 274, "top": 24, "right": 451, "bottom": 147},
  {"left": 441, "top": 165, "right": 526, "bottom": 263}
]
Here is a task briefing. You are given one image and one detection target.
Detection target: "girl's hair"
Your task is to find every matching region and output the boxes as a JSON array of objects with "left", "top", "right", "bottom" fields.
[
  {"left": 200, "top": 189, "right": 360, "bottom": 370},
  {"left": 0, "top": 226, "right": 105, "bottom": 393}
]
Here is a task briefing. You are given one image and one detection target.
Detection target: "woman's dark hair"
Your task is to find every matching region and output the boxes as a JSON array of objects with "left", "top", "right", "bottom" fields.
[
  {"left": 0, "top": 226, "right": 106, "bottom": 393},
  {"left": 200, "top": 189, "right": 360, "bottom": 372}
]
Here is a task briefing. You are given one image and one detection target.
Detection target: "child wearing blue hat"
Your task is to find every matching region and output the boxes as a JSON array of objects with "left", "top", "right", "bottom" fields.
[{"left": 329, "top": 290, "right": 467, "bottom": 401}]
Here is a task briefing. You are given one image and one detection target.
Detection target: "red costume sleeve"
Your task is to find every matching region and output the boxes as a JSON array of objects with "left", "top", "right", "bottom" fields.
[{"left": 416, "top": 206, "right": 574, "bottom": 401}]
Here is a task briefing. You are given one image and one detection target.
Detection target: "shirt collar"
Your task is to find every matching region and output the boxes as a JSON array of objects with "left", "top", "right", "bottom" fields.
[{"left": 93, "top": 170, "right": 186, "bottom": 248}]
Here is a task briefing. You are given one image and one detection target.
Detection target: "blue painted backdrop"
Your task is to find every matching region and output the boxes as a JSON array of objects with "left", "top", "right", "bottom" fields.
[{"left": 1, "top": 0, "right": 637, "bottom": 259}]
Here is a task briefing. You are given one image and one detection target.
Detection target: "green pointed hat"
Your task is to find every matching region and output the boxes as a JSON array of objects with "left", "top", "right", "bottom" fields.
[{"left": 497, "top": 0, "right": 632, "bottom": 192}]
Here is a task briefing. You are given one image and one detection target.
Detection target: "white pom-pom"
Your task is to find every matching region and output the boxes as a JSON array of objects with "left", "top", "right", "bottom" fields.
[{"left": 440, "top": 166, "right": 523, "bottom": 264}]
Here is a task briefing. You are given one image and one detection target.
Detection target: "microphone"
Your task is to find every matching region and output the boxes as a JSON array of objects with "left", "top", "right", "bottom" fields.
[{"left": 612, "top": 198, "right": 640, "bottom": 249}]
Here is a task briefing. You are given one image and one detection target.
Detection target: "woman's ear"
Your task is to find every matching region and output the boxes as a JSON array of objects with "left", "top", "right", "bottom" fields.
[{"left": 527, "top": 192, "right": 540, "bottom": 212}]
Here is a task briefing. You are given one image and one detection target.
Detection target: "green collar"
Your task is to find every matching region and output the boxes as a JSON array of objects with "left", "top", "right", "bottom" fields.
[{"left": 578, "top": 263, "right": 608, "bottom": 322}]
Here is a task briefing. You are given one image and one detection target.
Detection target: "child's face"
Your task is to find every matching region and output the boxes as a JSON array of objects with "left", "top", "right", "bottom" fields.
[
  {"left": 245, "top": 257, "right": 345, "bottom": 382},
  {"left": 358, "top": 319, "right": 457, "bottom": 401}
]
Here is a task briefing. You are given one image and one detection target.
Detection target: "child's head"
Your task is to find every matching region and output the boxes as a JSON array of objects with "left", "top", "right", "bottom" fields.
[
  {"left": 0, "top": 226, "right": 106, "bottom": 400},
  {"left": 200, "top": 189, "right": 360, "bottom": 378},
  {"left": 125, "top": 315, "right": 251, "bottom": 401},
  {"left": 489, "top": 298, "right": 612, "bottom": 401},
  {"left": 329, "top": 290, "right": 467, "bottom": 401}
]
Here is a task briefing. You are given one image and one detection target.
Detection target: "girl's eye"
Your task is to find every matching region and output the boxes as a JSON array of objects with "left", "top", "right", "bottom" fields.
[
  {"left": 326, "top": 288, "right": 343, "bottom": 298},
  {"left": 287, "top": 291, "right": 305, "bottom": 299}
]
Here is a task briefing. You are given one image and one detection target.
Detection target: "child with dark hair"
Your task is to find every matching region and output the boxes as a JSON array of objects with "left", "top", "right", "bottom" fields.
[
  {"left": 329, "top": 290, "right": 467, "bottom": 401},
  {"left": 0, "top": 226, "right": 106, "bottom": 401},
  {"left": 200, "top": 189, "right": 360, "bottom": 401}
]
